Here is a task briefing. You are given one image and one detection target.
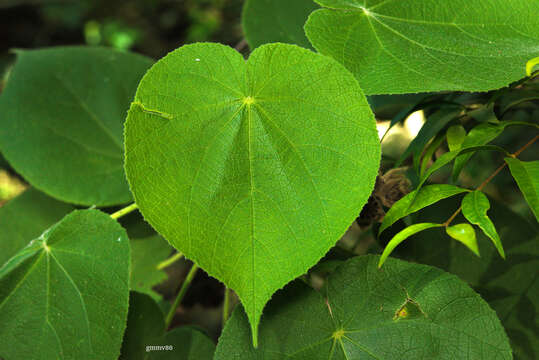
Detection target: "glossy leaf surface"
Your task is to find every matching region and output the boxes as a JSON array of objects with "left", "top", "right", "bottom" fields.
[
  {"left": 446, "top": 223, "right": 480, "bottom": 256},
  {"left": 379, "top": 184, "right": 468, "bottom": 234},
  {"left": 462, "top": 191, "right": 504, "bottom": 258}
]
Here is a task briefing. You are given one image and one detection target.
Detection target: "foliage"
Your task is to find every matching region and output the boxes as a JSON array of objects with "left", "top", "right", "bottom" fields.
[{"left": 0, "top": 0, "right": 537, "bottom": 359}]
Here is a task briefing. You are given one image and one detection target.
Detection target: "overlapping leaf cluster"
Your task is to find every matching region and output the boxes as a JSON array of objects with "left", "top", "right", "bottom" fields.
[{"left": 0, "top": 0, "right": 537, "bottom": 358}]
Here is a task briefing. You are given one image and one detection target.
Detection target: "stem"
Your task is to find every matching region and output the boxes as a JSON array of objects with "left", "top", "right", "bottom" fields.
[
  {"left": 234, "top": 39, "right": 247, "bottom": 51},
  {"left": 222, "top": 287, "right": 230, "bottom": 326},
  {"left": 164, "top": 263, "right": 199, "bottom": 329},
  {"left": 444, "top": 134, "right": 538, "bottom": 227},
  {"left": 110, "top": 203, "right": 139, "bottom": 220},
  {"left": 156, "top": 252, "right": 184, "bottom": 270}
]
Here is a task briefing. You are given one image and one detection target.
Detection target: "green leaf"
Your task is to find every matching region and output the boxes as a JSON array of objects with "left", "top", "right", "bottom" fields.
[
  {"left": 505, "top": 158, "right": 539, "bottom": 222},
  {"left": 396, "top": 107, "right": 461, "bottom": 168},
  {"left": 379, "top": 184, "right": 469, "bottom": 234},
  {"left": 120, "top": 292, "right": 165, "bottom": 360},
  {"left": 120, "top": 291, "right": 215, "bottom": 360},
  {"left": 450, "top": 121, "right": 538, "bottom": 181},
  {"left": 417, "top": 145, "right": 509, "bottom": 196},
  {"left": 446, "top": 124, "right": 466, "bottom": 151},
  {"left": 0, "top": 47, "right": 152, "bottom": 206},
  {"left": 462, "top": 191, "right": 505, "bottom": 258},
  {"left": 526, "top": 56, "right": 539, "bottom": 76},
  {"left": 0, "top": 188, "right": 74, "bottom": 266},
  {"left": 215, "top": 255, "right": 512, "bottom": 359},
  {"left": 379, "top": 223, "right": 442, "bottom": 267},
  {"left": 130, "top": 234, "right": 171, "bottom": 299},
  {"left": 242, "top": 0, "right": 319, "bottom": 49},
  {"left": 0, "top": 209, "right": 130, "bottom": 360},
  {"left": 305, "top": 0, "right": 539, "bottom": 95},
  {"left": 446, "top": 223, "right": 480, "bottom": 256},
  {"left": 452, "top": 122, "right": 505, "bottom": 180},
  {"left": 150, "top": 327, "right": 215, "bottom": 360},
  {"left": 394, "top": 197, "right": 539, "bottom": 359},
  {"left": 124, "top": 42, "right": 380, "bottom": 345},
  {"left": 419, "top": 131, "right": 446, "bottom": 176}
]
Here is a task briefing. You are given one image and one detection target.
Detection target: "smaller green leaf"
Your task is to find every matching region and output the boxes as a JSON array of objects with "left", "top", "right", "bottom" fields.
[
  {"left": 446, "top": 125, "right": 466, "bottom": 151},
  {"left": 0, "top": 188, "right": 74, "bottom": 266},
  {"left": 379, "top": 223, "right": 442, "bottom": 268},
  {"left": 242, "top": 0, "right": 319, "bottom": 49},
  {"left": 446, "top": 223, "right": 480, "bottom": 257},
  {"left": 526, "top": 56, "right": 539, "bottom": 76},
  {"left": 120, "top": 291, "right": 215, "bottom": 360},
  {"left": 505, "top": 158, "right": 539, "bottom": 221},
  {"left": 130, "top": 234, "right": 171, "bottom": 299},
  {"left": 462, "top": 191, "right": 505, "bottom": 258},
  {"left": 396, "top": 107, "right": 461, "bottom": 168},
  {"left": 0, "top": 47, "right": 153, "bottom": 206},
  {"left": 419, "top": 132, "right": 446, "bottom": 177},
  {"left": 417, "top": 145, "right": 509, "bottom": 196},
  {"left": 151, "top": 327, "right": 215, "bottom": 360},
  {"left": 0, "top": 209, "right": 130, "bottom": 360},
  {"left": 452, "top": 121, "right": 539, "bottom": 181},
  {"left": 120, "top": 292, "right": 165, "bottom": 360},
  {"left": 380, "top": 184, "right": 469, "bottom": 234}
]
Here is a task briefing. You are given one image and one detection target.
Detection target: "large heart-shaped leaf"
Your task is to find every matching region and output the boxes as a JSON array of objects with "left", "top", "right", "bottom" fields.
[
  {"left": 0, "top": 209, "right": 130, "bottom": 360},
  {"left": 242, "top": 0, "right": 319, "bottom": 49},
  {"left": 305, "top": 0, "right": 539, "bottom": 94},
  {"left": 0, "top": 47, "right": 152, "bottom": 206},
  {"left": 0, "top": 188, "right": 74, "bottom": 266},
  {"left": 124, "top": 42, "right": 380, "bottom": 344},
  {"left": 215, "top": 255, "right": 511, "bottom": 359}
]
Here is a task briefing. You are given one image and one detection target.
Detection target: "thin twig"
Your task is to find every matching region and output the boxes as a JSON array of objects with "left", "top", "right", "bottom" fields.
[
  {"left": 164, "top": 264, "right": 199, "bottom": 329},
  {"left": 443, "top": 134, "right": 538, "bottom": 227},
  {"left": 110, "top": 203, "right": 139, "bottom": 220}
]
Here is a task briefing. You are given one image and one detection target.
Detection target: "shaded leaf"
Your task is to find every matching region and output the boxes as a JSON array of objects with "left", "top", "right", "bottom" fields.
[
  {"left": 120, "top": 292, "right": 165, "bottom": 360},
  {"left": 505, "top": 158, "right": 539, "bottom": 222},
  {"left": 446, "top": 124, "right": 466, "bottom": 151},
  {"left": 0, "top": 47, "right": 152, "bottom": 205},
  {"left": 131, "top": 234, "right": 171, "bottom": 299},
  {"left": 0, "top": 188, "right": 74, "bottom": 266},
  {"left": 379, "top": 184, "right": 469, "bottom": 234},
  {"left": 215, "top": 255, "right": 512, "bottom": 359},
  {"left": 396, "top": 197, "right": 539, "bottom": 359},
  {"left": 396, "top": 107, "right": 461, "bottom": 169},
  {"left": 416, "top": 145, "right": 509, "bottom": 195},
  {"left": 305, "top": 0, "right": 539, "bottom": 94},
  {"left": 125, "top": 43, "right": 380, "bottom": 345},
  {"left": 150, "top": 327, "right": 215, "bottom": 360},
  {"left": 451, "top": 121, "right": 539, "bottom": 181},
  {"left": 446, "top": 223, "right": 480, "bottom": 256},
  {"left": 242, "top": 0, "right": 319, "bottom": 49},
  {"left": 462, "top": 191, "right": 504, "bottom": 258},
  {"left": 120, "top": 291, "right": 215, "bottom": 360},
  {"left": 0, "top": 209, "right": 130, "bottom": 360},
  {"left": 379, "top": 222, "right": 442, "bottom": 267}
]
